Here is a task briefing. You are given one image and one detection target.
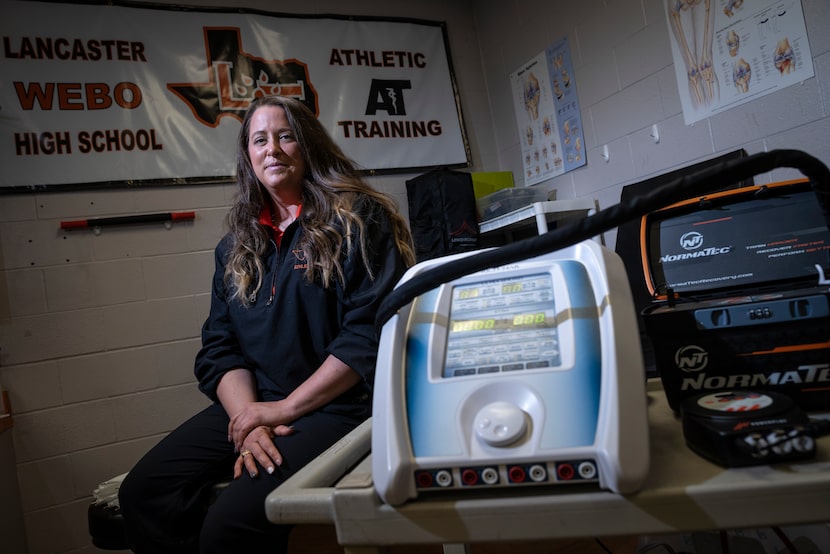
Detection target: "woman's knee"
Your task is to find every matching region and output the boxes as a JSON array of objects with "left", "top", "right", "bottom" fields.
[
  {"left": 199, "top": 476, "right": 290, "bottom": 553},
  {"left": 117, "top": 467, "right": 145, "bottom": 515}
]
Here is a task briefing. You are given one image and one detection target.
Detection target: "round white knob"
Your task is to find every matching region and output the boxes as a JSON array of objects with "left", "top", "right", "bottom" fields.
[{"left": 474, "top": 401, "right": 527, "bottom": 447}]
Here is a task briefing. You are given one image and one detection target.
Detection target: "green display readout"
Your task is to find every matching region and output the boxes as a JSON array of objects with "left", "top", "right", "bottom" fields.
[
  {"left": 457, "top": 288, "right": 480, "bottom": 300},
  {"left": 501, "top": 282, "right": 523, "bottom": 294},
  {"left": 457, "top": 282, "right": 525, "bottom": 300},
  {"left": 450, "top": 312, "right": 547, "bottom": 333}
]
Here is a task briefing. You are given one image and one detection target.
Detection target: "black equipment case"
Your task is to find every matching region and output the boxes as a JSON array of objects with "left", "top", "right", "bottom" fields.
[
  {"left": 640, "top": 178, "right": 830, "bottom": 412},
  {"left": 406, "top": 168, "right": 479, "bottom": 263}
]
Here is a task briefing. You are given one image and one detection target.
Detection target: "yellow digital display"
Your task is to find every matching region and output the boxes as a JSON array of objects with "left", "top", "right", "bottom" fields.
[
  {"left": 513, "top": 312, "right": 546, "bottom": 326},
  {"left": 501, "top": 283, "right": 523, "bottom": 294},
  {"left": 457, "top": 288, "right": 480, "bottom": 300},
  {"left": 451, "top": 319, "right": 496, "bottom": 332},
  {"left": 450, "top": 312, "right": 547, "bottom": 333}
]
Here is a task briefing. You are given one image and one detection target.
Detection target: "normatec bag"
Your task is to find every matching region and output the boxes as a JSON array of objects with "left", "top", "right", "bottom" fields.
[{"left": 406, "top": 168, "right": 479, "bottom": 263}]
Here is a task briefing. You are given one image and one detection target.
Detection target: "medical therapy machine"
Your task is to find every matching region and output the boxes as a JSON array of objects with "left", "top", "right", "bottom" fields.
[{"left": 372, "top": 240, "right": 650, "bottom": 506}]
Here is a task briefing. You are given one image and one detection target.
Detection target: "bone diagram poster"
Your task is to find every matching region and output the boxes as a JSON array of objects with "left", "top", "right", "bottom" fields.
[
  {"left": 666, "top": 0, "right": 814, "bottom": 125},
  {"left": 510, "top": 38, "right": 586, "bottom": 187}
]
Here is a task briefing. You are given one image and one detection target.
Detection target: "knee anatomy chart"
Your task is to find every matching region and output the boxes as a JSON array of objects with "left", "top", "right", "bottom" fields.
[
  {"left": 509, "top": 38, "right": 586, "bottom": 186},
  {"left": 665, "top": 0, "right": 813, "bottom": 125}
]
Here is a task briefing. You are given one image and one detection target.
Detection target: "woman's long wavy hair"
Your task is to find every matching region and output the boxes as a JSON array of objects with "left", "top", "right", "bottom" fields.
[{"left": 225, "top": 95, "right": 415, "bottom": 305}]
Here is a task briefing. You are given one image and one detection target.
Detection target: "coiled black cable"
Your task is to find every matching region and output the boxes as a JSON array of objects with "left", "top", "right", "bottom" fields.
[{"left": 376, "top": 149, "right": 830, "bottom": 329}]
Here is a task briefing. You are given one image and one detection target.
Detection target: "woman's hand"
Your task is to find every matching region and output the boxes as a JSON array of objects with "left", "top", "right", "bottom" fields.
[
  {"left": 228, "top": 400, "right": 294, "bottom": 451},
  {"left": 234, "top": 424, "right": 295, "bottom": 478},
  {"left": 220, "top": 356, "right": 362, "bottom": 478}
]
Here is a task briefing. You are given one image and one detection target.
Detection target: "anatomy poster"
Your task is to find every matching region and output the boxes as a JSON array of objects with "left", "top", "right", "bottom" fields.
[
  {"left": 510, "top": 38, "right": 586, "bottom": 186},
  {"left": 666, "top": 0, "right": 814, "bottom": 125}
]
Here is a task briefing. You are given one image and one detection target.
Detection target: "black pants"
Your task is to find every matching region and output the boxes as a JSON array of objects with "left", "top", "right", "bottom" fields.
[{"left": 118, "top": 401, "right": 369, "bottom": 554}]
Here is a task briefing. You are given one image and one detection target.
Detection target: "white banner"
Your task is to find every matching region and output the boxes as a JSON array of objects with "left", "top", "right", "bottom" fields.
[{"left": 1, "top": 0, "right": 469, "bottom": 190}]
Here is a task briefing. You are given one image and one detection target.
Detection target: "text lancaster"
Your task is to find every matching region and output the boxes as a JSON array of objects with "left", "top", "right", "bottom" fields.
[{"left": 3, "top": 36, "right": 147, "bottom": 61}]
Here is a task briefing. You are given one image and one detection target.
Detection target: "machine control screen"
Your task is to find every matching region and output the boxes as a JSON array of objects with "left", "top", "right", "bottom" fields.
[{"left": 444, "top": 273, "right": 560, "bottom": 378}]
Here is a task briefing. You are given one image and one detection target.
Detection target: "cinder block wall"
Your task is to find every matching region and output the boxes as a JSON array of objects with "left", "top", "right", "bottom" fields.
[
  {"left": 0, "top": 185, "right": 226, "bottom": 553},
  {"left": 2, "top": 0, "right": 829, "bottom": 553},
  {"left": 475, "top": 0, "right": 830, "bottom": 247}
]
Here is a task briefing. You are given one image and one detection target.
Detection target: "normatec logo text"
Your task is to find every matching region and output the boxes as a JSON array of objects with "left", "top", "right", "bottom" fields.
[
  {"left": 680, "top": 363, "right": 830, "bottom": 391},
  {"left": 659, "top": 229, "right": 732, "bottom": 263}
]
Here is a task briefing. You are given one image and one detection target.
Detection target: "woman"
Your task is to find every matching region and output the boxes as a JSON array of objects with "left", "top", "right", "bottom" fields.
[{"left": 118, "top": 95, "right": 415, "bottom": 553}]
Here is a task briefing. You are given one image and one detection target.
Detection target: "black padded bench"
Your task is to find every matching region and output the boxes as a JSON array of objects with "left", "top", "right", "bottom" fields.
[{"left": 87, "top": 474, "right": 229, "bottom": 550}]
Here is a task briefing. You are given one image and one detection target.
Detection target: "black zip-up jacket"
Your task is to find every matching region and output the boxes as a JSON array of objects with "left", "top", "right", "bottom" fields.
[{"left": 194, "top": 200, "right": 409, "bottom": 409}]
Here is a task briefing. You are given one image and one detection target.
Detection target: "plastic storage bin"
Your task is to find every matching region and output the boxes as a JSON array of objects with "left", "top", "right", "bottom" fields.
[{"left": 478, "top": 187, "right": 546, "bottom": 221}]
